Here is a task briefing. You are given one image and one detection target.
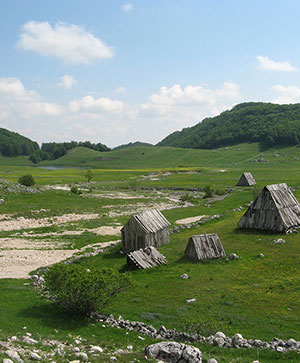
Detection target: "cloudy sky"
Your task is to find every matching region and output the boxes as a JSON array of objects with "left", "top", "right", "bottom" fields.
[{"left": 1, "top": 1, "right": 300, "bottom": 147}]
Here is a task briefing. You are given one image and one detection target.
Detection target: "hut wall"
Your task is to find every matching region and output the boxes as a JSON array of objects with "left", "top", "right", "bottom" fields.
[
  {"left": 122, "top": 218, "right": 146, "bottom": 253},
  {"left": 122, "top": 221, "right": 170, "bottom": 253},
  {"left": 238, "top": 186, "right": 300, "bottom": 232}
]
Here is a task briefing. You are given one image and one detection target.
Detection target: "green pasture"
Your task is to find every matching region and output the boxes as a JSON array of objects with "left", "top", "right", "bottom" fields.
[{"left": 1, "top": 142, "right": 300, "bottom": 361}]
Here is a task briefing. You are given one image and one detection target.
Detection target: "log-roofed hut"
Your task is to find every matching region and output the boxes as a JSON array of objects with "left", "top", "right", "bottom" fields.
[
  {"left": 121, "top": 209, "right": 170, "bottom": 253},
  {"left": 238, "top": 183, "right": 300, "bottom": 232},
  {"left": 185, "top": 233, "right": 226, "bottom": 261},
  {"left": 236, "top": 172, "right": 256, "bottom": 186},
  {"left": 127, "top": 246, "right": 167, "bottom": 269}
]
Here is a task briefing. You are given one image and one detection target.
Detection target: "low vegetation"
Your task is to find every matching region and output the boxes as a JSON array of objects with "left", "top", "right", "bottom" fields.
[
  {"left": 43, "top": 264, "right": 132, "bottom": 316},
  {"left": 1, "top": 140, "right": 300, "bottom": 362}
]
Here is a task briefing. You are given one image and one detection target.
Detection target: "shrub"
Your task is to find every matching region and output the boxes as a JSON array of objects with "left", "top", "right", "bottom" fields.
[
  {"left": 180, "top": 193, "right": 196, "bottom": 203},
  {"left": 43, "top": 264, "right": 132, "bottom": 316},
  {"left": 203, "top": 185, "right": 214, "bottom": 198},
  {"left": 70, "top": 185, "right": 82, "bottom": 194},
  {"left": 18, "top": 174, "right": 35, "bottom": 187},
  {"left": 85, "top": 170, "right": 94, "bottom": 183}
]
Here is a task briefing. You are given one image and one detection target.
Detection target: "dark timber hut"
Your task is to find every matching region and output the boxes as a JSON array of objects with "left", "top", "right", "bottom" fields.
[
  {"left": 185, "top": 233, "right": 226, "bottom": 261},
  {"left": 127, "top": 246, "right": 167, "bottom": 269},
  {"left": 238, "top": 183, "right": 300, "bottom": 232},
  {"left": 121, "top": 209, "right": 170, "bottom": 253},
  {"left": 236, "top": 172, "right": 256, "bottom": 186}
]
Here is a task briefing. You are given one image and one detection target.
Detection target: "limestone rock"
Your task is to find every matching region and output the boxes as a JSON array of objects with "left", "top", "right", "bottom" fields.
[
  {"left": 5, "top": 350, "right": 23, "bottom": 363},
  {"left": 145, "top": 341, "right": 202, "bottom": 362}
]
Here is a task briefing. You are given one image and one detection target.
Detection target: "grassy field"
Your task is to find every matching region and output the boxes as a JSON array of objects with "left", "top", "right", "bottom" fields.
[{"left": 1, "top": 142, "right": 300, "bottom": 361}]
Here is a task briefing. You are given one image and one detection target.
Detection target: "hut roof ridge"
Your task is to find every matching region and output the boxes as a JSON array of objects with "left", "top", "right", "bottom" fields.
[{"left": 133, "top": 209, "right": 170, "bottom": 233}]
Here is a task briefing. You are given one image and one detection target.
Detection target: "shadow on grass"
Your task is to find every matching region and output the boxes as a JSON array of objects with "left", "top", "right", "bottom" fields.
[
  {"left": 233, "top": 227, "right": 279, "bottom": 236},
  {"left": 18, "top": 301, "right": 90, "bottom": 331}
]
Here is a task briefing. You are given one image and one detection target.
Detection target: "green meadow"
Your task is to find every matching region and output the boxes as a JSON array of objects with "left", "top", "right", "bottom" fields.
[{"left": 1, "top": 142, "right": 300, "bottom": 361}]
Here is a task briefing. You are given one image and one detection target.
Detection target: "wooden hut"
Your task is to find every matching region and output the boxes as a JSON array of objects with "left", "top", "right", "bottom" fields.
[
  {"left": 121, "top": 209, "right": 170, "bottom": 253},
  {"left": 238, "top": 183, "right": 300, "bottom": 232},
  {"left": 127, "top": 246, "right": 167, "bottom": 269},
  {"left": 236, "top": 172, "right": 256, "bottom": 186},
  {"left": 185, "top": 233, "right": 226, "bottom": 261}
]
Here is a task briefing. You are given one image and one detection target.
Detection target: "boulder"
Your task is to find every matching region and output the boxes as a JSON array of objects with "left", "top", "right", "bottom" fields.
[{"left": 145, "top": 341, "right": 202, "bottom": 362}]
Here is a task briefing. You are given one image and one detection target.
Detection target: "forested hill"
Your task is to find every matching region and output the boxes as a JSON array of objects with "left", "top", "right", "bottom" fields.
[
  {"left": 0, "top": 128, "right": 39, "bottom": 156},
  {"left": 157, "top": 102, "right": 300, "bottom": 149},
  {"left": 0, "top": 127, "right": 110, "bottom": 163}
]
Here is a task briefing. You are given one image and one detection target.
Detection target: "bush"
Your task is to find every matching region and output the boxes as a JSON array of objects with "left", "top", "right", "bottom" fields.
[
  {"left": 180, "top": 193, "right": 196, "bottom": 203},
  {"left": 70, "top": 185, "right": 82, "bottom": 194},
  {"left": 85, "top": 170, "right": 94, "bottom": 183},
  {"left": 203, "top": 185, "right": 214, "bottom": 198},
  {"left": 18, "top": 174, "right": 35, "bottom": 187},
  {"left": 43, "top": 264, "right": 132, "bottom": 316}
]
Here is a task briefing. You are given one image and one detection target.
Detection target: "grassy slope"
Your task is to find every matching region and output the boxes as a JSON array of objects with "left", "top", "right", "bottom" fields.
[
  {"left": 36, "top": 143, "right": 300, "bottom": 169},
  {"left": 1, "top": 143, "right": 300, "bottom": 361}
]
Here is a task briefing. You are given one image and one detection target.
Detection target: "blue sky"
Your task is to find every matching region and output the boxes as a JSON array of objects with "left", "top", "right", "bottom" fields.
[{"left": 1, "top": 1, "right": 300, "bottom": 147}]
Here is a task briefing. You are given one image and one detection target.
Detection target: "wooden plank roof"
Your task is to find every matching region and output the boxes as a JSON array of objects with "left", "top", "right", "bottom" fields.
[
  {"left": 185, "top": 233, "right": 226, "bottom": 260},
  {"left": 238, "top": 183, "right": 300, "bottom": 231},
  {"left": 132, "top": 209, "right": 170, "bottom": 233},
  {"left": 127, "top": 246, "right": 167, "bottom": 269},
  {"left": 237, "top": 172, "right": 256, "bottom": 186}
]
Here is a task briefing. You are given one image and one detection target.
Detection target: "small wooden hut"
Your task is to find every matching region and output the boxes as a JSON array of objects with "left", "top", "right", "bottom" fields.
[
  {"left": 236, "top": 172, "right": 256, "bottom": 186},
  {"left": 127, "top": 246, "right": 167, "bottom": 269},
  {"left": 238, "top": 183, "right": 300, "bottom": 232},
  {"left": 185, "top": 233, "right": 226, "bottom": 261},
  {"left": 121, "top": 209, "right": 170, "bottom": 253}
]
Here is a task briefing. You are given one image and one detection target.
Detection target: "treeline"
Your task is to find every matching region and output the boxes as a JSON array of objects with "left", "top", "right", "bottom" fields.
[
  {"left": 158, "top": 102, "right": 300, "bottom": 149},
  {"left": 0, "top": 128, "right": 110, "bottom": 163},
  {"left": 114, "top": 141, "right": 153, "bottom": 150},
  {"left": 0, "top": 128, "right": 39, "bottom": 157},
  {"left": 29, "top": 141, "right": 110, "bottom": 163}
]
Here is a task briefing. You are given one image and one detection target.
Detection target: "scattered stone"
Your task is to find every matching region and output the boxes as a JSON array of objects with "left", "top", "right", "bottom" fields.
[
  {"left": 75, "top": 352, "right": 88, "bottom": 361},
  {"left": 5, "top": 350, "right": 23, "bottom": 363},
  {"left": 110, "top": 357, "right": 117, "bottom": 361},
  {"left": 258, "top": 253, "right": 264, "bottom": 258},
  {"left": 145, "top": 341, "right": 202, "bottom": 362},
  {"left": 30, "top": 352, "right": 42, "bottom": 360},
  {"left": 72, "top": 347, "right": 80, "bottom": 353},
  {"left": 273, "top": 238, "right": 286, "bottom": 244},
  {"left": 180, "top": 273, "right": 189, "bottom": 279},
  {"left": 228, "top": 253, "right": 239, "bottom": 260},
  {"left": 207, "top": 359, "right": 218, "bottom": 363},
  {"left": 90, "top": 345, "right": 103, "bottom": 353},
  {"left": 186, "top": 298, "right": 196, "bottom": 303},
  {"left": 138, "top": 336, "right": 145, "bottom": 340},
  {"left": 3, "top": 359, "right": 14, "bottom": 363},
  {"left": 23, "top": 336, "right": 38, "bottom": 344}
]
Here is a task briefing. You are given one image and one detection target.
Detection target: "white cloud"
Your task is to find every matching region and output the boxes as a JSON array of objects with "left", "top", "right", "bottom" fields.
[
  {"left": 0, "top": 77, "right": 63, "bottom": 117},
  {"left": 256, "top": 56, "right": 297, "bottom": 72},
  {"left": 18, "top": 21, "right": 114, "bottom": 65},
  {"left": 69, "top": 95, "right": 125, "bottom": 113},
  {"left": 0, "top": 78, "right": 242, "bottom": 147},
  {"left": 115, "top": 86, "right": 127, "bottom": 94},
  {"left": 272, "top": 84, "right": 300, "bottom": 104},
  {"left": 122, "top": 3, "right": 133, "bottom": 12},
  {"left": 141, "top": 82, "right": 241, "bottom": 118},
  {"left": 56, "top": 75, "right": 78, "bottom": 90}
]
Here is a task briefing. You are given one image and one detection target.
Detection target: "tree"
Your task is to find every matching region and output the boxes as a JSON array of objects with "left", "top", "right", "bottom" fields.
[{"left": 85, "top": 170, "right": 94, "bottom": 183}]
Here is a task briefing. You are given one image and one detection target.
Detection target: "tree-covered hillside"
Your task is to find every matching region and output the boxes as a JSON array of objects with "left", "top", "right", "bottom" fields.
[
  {"left": 0, "top": 128, "right": 39, "bottom": 157},
  {"left": 0, "top": 127, "right": 110, "bottom": 163},
  {"left": 158, "top": 102, "right": 300, "bottom": 149}
]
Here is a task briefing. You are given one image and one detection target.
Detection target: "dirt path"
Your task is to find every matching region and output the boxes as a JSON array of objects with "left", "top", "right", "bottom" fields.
[
  {"left": 175, "top": 215, "right": 207, "bottom": 224},
  {"left": 0, "top": 213, "right": 99, "bottom": 232}
]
